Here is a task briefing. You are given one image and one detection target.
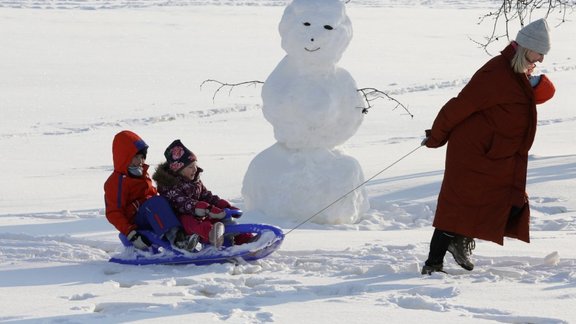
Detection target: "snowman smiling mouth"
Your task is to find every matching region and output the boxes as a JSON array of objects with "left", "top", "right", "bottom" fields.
[{"left": 305, "top": 47, "right": 321, "bottom": 52}]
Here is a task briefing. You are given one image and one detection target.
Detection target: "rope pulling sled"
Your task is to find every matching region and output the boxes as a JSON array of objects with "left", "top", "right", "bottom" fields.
[{"left": 109, "top": 144, "right": 423, "bottom": 266}]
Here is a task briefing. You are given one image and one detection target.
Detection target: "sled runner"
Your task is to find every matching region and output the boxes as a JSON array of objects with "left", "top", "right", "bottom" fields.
[{"left": 109, "top": 223, "right": 284, "bottom": 266}]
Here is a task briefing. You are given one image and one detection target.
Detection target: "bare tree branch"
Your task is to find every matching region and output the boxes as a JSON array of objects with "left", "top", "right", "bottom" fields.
[
  {"left": 202, "top": 79, "right": 413, "bottom": 118},
  {"left": 474, "top": 0, "right": 574, "bottom": 53},
  {"left": 357, "top": 88, "right": 414, "bottom": 118},
  {"left": 200, "top": 79, "right": 264, "bottom": 102}
]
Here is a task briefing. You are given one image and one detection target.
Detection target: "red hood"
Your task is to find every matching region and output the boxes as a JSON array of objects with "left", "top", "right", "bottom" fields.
[{"left": 112, "top": 130, "right": 148, "bottom": 174}]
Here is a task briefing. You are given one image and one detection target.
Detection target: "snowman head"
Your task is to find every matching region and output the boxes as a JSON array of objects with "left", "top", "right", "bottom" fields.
[{"left": 279, "top": 0, "right": 352, "bottom": 67}]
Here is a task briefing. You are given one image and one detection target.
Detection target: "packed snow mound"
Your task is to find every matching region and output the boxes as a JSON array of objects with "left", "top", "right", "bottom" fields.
[
  {"left": 242, "top": 143, "right": 369, "bottom": 224},
  {"left": 279, "top": 0, "right": 352, "bottom": 66},
  {"left": 243, "top": 0, "right": 368, "bottom": 225},
  {"left": 262, "top": 0, "right": 363, "bottom": 149}
]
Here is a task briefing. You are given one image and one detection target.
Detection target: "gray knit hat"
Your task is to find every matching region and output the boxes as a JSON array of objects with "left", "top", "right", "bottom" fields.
[{"left": 516, "top": 18, "right": 551, "bottom": 54}]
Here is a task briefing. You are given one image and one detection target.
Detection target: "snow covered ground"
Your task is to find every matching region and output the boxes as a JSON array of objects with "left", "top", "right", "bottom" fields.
[{"left": 1, "top": 0, "right": 576, "bottom": 323}]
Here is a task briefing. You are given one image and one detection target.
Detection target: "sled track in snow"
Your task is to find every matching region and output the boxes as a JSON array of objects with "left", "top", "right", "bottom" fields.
[
  {"left": 0, "top": 230, "right": 573, "bottom": 324},
  {"left": 0, "top": 104, "right": 261, "bottom": 139},
  {"left": 2, "top": 63, "right": 575, "bottom": 140},
  {"left": 1, "top": 204, "right": 574, "bottom": 323},
  {"left": 383, "top": 63, "right": 576, "bottom": 97}
]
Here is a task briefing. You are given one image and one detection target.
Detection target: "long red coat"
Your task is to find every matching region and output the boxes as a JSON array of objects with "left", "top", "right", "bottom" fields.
[
  {"left": 104, "top": 130, "right": 157, "bottom": 236},
  {"left": 426, "top": 44, "right": 541, "bottom": 245}
]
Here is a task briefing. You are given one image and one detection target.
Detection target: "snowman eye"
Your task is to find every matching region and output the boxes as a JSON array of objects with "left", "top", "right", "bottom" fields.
[
  {"left": 324, "top": 25, "right": 333, "bottom": 30},
  {"left": 303, "top": 22, "right": 311, "bottom": 26}
]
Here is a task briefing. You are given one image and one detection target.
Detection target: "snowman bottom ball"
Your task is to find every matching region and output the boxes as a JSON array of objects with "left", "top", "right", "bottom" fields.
[{"left": 242, "top": 142, "right": 369, "bottom": 224}]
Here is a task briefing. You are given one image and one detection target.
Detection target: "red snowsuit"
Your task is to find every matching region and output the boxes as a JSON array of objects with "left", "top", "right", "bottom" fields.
[{"left": 104, "top": 130, "right": 157, "bottom": 236}]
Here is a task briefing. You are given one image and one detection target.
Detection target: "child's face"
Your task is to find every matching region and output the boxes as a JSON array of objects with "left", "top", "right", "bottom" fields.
[
  {"left": 130, "top": 154, "right": 145, "bottom": 168},
  {"left": 180, "top": 161, "right": 198, "bottom": 181}
]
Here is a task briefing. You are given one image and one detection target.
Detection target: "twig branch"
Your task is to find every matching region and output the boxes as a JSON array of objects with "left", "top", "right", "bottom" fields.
[
  {"left": 357, "top": 88, "right": 414, "bottom": 118},
  {"left": 200, "top": 79, "right": 264, "bottom": 102},
  {"left": 202, "top": 79, "right": 414, "bottom": 118},
  {"left": 473, "top": 0, "right": 574, "bottom": 53}
]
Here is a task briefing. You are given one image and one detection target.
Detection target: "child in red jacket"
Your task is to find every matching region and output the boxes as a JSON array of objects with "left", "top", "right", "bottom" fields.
[
  {"left": 104, "top": 130, "right": 198, "bottom": 252},
  {"left": 153, "top": 139, "right": 251, "bottom": 248}
]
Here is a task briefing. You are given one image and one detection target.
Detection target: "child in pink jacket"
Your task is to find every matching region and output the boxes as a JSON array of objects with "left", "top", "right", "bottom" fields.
[{"left": 153, "top": 140, "right": 251, "bottom": 248}]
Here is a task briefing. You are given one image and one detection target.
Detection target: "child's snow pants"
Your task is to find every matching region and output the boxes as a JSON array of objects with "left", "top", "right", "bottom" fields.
[{"left": 135, "top": 196, "right": 181, "bottom": 237}]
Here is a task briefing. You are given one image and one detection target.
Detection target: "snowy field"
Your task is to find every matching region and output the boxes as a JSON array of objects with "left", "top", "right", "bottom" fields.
[{"left": 1, "top": 0, "right": 576, "bottom": 323}]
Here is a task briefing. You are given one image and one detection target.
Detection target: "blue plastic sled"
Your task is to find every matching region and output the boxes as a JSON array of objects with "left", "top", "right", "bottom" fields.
[{"left": 109, "top": 223, "right": 284, "bottom": 266}]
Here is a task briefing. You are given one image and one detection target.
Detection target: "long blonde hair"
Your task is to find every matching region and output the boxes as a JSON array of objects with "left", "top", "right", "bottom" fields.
[{"left": 511, "top": 44, "right": 531, "bottom": 74}]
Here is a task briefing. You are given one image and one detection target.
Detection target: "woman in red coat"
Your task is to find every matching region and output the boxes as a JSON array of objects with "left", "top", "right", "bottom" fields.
[{"left": 421, "top": 19, "right": 556, "bottom": 274}]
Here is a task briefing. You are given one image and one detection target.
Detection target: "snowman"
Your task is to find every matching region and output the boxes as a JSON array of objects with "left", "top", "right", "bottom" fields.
[{"left": 242, "top": 0, "right": 369, "bottom": 225}]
